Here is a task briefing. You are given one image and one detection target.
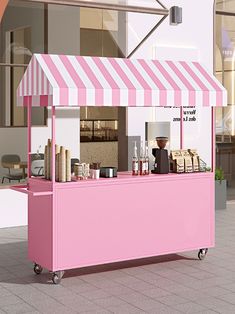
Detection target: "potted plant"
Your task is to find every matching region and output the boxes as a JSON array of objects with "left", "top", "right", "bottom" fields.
[{"left": 215, "top": 168, "right": 227, "bottom": 210}]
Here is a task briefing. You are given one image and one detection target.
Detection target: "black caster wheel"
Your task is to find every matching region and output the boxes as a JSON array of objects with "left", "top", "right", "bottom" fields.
[
  {"left": 52, "top": 273, "right": 61, "bottom": 285},
  {"left": 198, "top": 248, "right": 208, "bottom": 260},
  {"left": 52, "top": 271, "right": 64, "bottom": 284},
  {"left": 34, "top": 264, "right": 43, "bottom": 275}
]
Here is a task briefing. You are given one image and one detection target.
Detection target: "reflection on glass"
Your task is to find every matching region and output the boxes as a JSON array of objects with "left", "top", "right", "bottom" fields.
[
  {"left": 80, "top": 120, "right": 118, "bottom": 142},
  {"left": 216, "top": 0, "right": 235, "bottom": 12},
  {"left": 215, "top": 13, "right": 234, "bottom": 138},
  {"left": 215, "top": 7, "right": 235, "bottom": 189},
  {"left": 0, "top": 0, "right": 46, "bottom": 127},
  {"left": 80, "top": 8, "right": 124, "bottom": 57}
]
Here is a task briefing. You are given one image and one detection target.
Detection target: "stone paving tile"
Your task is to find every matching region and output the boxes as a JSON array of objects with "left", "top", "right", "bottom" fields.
[
  {"left": 217, "top": 292, "right": 235, "bottom": 305},
  {"left": 196, "top": 311, "right": 219, "bottom": 314},
  {"left": 194, "top": 296, "right": 235, "bottom": 312},
  {"left": 161, "top": 284, "right": 193, "bottom": 294},
  {"left": 1, "top": 282, "right": 39, "bottom": 296},
  {"left": 28, "top": 298, "right": 78, "bottom": 313},
  {"left": 0, "top": 287, "right": 12, "bottom": 297},
  {"left": 120, "top": 267, "right": 150, "bottom": 276},
  {"left": 200, "top": 286, "right": 232, "bottom": 297},
  {"left": 102, "top": 270, "right": 128, "bottom": 280},
  {"left": 156, "top": 294, "right": 189, "bottom": 306},
  {"left": 102, "top": 284, "right": 135, "bottom": 296},
  {"left": 174, "top": 301, "right": 207, "bottom": 313},
  {"left": 130, "top": 272, "right": 163, "bottom": 284},
  {"left": 220, "top": 282, "right": 235, "bottom": 293},
  {"left": 140, "top": 287, "right": 172, "bottom": 298},
  {"left": 93, "top": 296, "right": 126, "bottom": 307},
  {"left": 187, "top": 271, "right": 216, "bottom": 280},
  {"left": 79, "top": 310, "right": 112, "bottom": 314},
  {"left": 32, "top": 281, "right": 77, "bottom": 298},
  {"left": 79, "top": 288, "right": 112, "bottom": 300},
  {"left": 0, "top": 295, "right": 23, "bottom": 308},
  {"left": 37, "top": 306, "right": 77, "bottom": 314},
  {"left": 18, "top": 290, "right": 54, "bottom": 304},
  {"left": 106, "top": 303, "right": 146, "bottom": 313},
  {"left": 147, "top": 304, "right": 183, "bottom": 313},
  {"left": 65, "top": 282, "right": 99, "bottom": 294},
  {"left": 123, "top": 280, "right": 156, "bottom": 292},
  {"left": 175, "top": 290, "right": 211, "bottom": 302},
  {"left": 1, "top": 302, "right": 36, "bottom": 314},
  {"left": 118, "top": 292, "right": 166, "bottom": 311}
]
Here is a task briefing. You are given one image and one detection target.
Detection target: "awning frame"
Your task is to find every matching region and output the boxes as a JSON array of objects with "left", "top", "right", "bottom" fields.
[
  {"left": 20, "top": 0, "right": 169, "bottom": 15},
  {"left": 18, "top": 0, "right": 169, "bottom": 58}
]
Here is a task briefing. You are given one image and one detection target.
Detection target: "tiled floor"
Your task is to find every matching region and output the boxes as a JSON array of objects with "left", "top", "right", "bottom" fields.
[{"left": 1, "top": 204, "right": 235, "bottom": 314}]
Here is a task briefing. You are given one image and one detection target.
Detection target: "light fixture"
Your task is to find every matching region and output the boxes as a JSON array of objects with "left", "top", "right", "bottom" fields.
[{"left": 170, "top": 6, "right": 182, "bottom": 26}]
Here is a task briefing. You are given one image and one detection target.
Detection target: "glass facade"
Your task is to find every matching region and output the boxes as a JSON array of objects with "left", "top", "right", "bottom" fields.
[
  {"left": 0, "top": 0, "right": 125, "bottom": 184},
  {"left": 0, "top": 1, "right": 46, "bottom": 127},
  {"left": 0, "top": 1, "right": 126, "bottom": 128},
  {"left": 215, "top": 0, "right": 235, "bottom": 199}
]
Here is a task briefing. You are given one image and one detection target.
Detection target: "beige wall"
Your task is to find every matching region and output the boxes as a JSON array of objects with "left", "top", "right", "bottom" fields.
[
  {"left": 80, "top": 142, "right": 118, "bottom": 168},
  {"left": 80, "top": 8, "right": 118, "bottom": 31},
  {"left": 80, "top": 107, "right": 118, "bottom": 120}
]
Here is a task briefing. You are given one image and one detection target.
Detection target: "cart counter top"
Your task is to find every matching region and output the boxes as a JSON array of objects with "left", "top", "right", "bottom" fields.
[{"left": 28, "top": 171, "right": 213, "bottom": 191}]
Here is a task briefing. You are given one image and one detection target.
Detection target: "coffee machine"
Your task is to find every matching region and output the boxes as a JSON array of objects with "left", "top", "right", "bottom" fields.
[{"left": 151, "top": 137, "right": 169, "bottom": 174}]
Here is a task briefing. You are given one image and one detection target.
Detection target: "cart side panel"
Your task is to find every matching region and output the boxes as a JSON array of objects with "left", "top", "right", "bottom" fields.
[
  {"left": 53, "top": 174, "right": 214, "bottom": 271},
  {"left": 28, "top": 180, "right": 53, "bottom": 270}
]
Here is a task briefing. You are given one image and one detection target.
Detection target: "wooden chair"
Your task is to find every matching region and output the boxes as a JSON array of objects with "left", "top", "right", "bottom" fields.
[{"left": 1, "top": 154, "right": 24, "bottom": 183}]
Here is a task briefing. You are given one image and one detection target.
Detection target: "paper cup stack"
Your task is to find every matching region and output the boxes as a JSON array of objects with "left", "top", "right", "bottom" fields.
[{"left": 44, "top": 139, "right": 71, "bottom": 182}]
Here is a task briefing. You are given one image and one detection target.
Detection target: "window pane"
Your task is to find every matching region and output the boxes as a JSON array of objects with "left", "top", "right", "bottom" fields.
[
  {"left": 215, "top": 13, "right": 234, "bottom": 137},
  {"left": 216, "top": 0, "right": 235, "bottom": 12},
  {"left": 0, "top": 0, "right": 45, "bottom": 64},
  {"left": 215, "top": 9, "right": 235, "bottom": 190},
  {"left": 0, "top": 0, "right": 46, "bottom": 127}
]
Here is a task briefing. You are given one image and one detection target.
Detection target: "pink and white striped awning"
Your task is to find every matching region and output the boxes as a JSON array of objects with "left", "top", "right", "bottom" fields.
[{"left": 17, "top": 54, "right": 227, "bottom": 107}]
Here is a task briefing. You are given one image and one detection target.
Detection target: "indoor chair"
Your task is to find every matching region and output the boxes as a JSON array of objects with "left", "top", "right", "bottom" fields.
[{"left": 1, "top": 154, "right": 24, "bottom": 183}]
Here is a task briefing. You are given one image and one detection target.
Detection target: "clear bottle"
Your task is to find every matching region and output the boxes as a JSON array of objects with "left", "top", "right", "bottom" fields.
[
  {"left": 139, "top": 141, "right": 145, "bottom": 176},
  {"left": 132, "top": 141, "right": 139, "bottom": 175},
  {"left": 145, "top": 141, "right": 150, "bottom": 175}
]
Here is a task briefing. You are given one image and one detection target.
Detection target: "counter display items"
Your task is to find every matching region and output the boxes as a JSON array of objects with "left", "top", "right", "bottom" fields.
[
  {"left": 44, "top": 140, "right": 71, "bottom": 182},
  {"left": 12, "top": 54, "right": 227, "bottom": 284},
  {"left": 132, "top": 141, "right": 139, "bottom": 175},
  {"left": 170, "top": 149, "right": 207, "bottom": 173},
  {"left": 74, "top": 163, "right": 90, "bottom": 180},
  {"left": 152, "top": 137, "right": 169, "bottom": 174},
  {"left": 132, "top": 141, "right": 150, "bottom": 176}
]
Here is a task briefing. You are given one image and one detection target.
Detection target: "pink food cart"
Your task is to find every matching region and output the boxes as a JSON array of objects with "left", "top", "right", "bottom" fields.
[{"left": 13, "top": 54, "right": 227, "bottom": 284}]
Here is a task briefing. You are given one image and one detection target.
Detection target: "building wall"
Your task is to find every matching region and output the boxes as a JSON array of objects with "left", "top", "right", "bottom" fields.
[
  {"left": 0, "top": 0, "right": 215, "bottom": 228},
  {"left": 124, "top": 0, "right": 215, "bottom": 168}
]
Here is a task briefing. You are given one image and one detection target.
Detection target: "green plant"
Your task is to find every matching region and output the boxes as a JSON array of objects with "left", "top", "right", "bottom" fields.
[{"left": 215, "top": 168, "right": 224, "bottom": 183}]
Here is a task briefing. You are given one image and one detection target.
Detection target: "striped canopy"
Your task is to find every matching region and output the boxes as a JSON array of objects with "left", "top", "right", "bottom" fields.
[{"left": 17, "top": 54, "right": 227, "bottom": 107}]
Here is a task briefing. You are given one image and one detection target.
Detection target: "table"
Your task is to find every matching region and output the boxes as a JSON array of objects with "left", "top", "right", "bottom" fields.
[{"left": 2, "top": 161, "right": 28, "bottom": 179}]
